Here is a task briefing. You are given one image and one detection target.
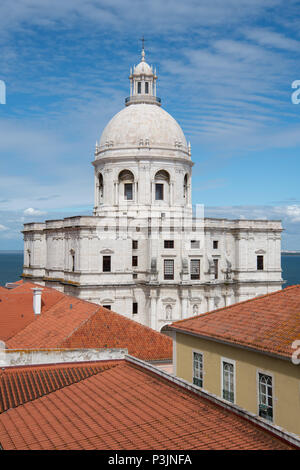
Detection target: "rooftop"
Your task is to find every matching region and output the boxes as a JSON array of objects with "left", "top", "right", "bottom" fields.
[
  {"left": 0, "top": 357, "right": 295, "bottom": 450},
  {"left": 163, "top": 285, "right": 300, "bottom": 360},
  {"left": 1, "top": 282, "right": 172, "bottom": 362}
]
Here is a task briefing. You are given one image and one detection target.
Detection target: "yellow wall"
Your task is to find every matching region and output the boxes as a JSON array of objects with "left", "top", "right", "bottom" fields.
[{"left": 175, "top": 332, "right": 300, "bottom": 437}]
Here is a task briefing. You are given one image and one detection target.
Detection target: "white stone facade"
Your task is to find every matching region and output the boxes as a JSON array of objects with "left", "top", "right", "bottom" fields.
[{"left": 22, "top": 48, "right": 283, "bottom": 331}]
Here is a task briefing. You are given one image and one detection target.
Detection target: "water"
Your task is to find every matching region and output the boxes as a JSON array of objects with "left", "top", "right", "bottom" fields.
[
  {"left": 281, "top": 255, "right": 300, "bottom": 287},
  {"left": 0, "top": 251, "right": 24, "bottom": 286},
  {"left": 0, "top": 251, "right": 299, "bottom": 287}
]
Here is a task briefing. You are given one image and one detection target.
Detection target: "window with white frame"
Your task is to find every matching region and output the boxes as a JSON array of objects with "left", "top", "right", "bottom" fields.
[
  {"left": 190, "top": 240, "right": 200, "bottom": 249},
  {"left": 222, "top": 360, "right": 234, "bottom": 403},
  {"left": 258, "top": 373, "right": 273, "bottom": 421},
  {"left": 164, "top": 259, "right": 174, "bottom": 280},
  {"left": 190, "top": 259, "right": 200, "bottom": 280},
  {"left": 193, "top": 352, "right": 203, "bottom": 388}
]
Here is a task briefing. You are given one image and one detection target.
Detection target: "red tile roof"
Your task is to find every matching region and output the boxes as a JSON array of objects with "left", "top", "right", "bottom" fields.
[
  {"left": 0, "top": 361, "right": 120, "bottom": 413},
  {"left": 165, "top": 286, "right": 300, "bottom": 359},
  {"left": 5, "top": 283, "right": 172, "bottom": 361},
  {"left": 0, "top": 359, "right": 293, "bottom": 450},
  {"left": 0, "top": 282, "right": 64, "bottom": 341}
]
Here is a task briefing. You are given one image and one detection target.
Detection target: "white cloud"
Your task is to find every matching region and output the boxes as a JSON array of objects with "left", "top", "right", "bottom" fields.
[
  {"left": 274, "top": 205, "right": 300, "bottom": 223},
  {"left": 0, "top": 224, "right": 9, "bottom": 231},
  {"left": 23, "top": 208, "right": 46, "bottom": 216}
]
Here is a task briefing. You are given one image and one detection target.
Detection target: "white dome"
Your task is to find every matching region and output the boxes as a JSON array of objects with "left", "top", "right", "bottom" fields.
[
  {"left": 99, "top": 103, "right": 188, "bottom": 153},
  {"left": 134, "top": 60, "right": 153, "bottom": 75}
]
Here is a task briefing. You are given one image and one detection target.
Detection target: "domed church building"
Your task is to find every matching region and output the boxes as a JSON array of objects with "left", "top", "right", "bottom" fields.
[{"left": 22, "top": 47, "right": 283, "bottom": 331}]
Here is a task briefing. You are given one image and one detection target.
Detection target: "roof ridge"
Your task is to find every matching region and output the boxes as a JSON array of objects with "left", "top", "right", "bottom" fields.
[
  {"left": 170, "top": 285, "right": 300, "bottom": 326},
  {"left": 58, "top": 303, "right": 100, "bottom": 346}
]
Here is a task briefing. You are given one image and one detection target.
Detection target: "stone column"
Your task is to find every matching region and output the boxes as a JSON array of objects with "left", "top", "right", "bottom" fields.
[
  {"left": 207, "top": 296, "right": 215, "bottom": 312},
  {"left": 180, "top": 292, "right": 189, "bottom": 319}
]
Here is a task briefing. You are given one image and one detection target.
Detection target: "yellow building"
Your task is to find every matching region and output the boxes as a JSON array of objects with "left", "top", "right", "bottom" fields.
[{"left": 163, "top": 285, "right": 300, "bottom": 438}]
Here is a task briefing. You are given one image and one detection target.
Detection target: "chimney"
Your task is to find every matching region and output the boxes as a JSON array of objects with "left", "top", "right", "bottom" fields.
[{"left": 32, "top": 288, "right": 43, "bottom": 315}]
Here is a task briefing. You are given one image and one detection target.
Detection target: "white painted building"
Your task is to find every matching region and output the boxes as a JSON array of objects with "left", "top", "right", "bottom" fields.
[{"left": 22, "top": 47, "right": 283, "bottom": 331}]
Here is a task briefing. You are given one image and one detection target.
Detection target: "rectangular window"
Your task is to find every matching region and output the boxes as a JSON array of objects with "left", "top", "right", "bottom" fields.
[
  {"left": 164, "top": 240, "right": 174, "bottom": 249},
  {"left": 222, "top": 361, "right": 234, "bottom": 403},
  {"left": 103, "top": 256, "right": 111, "bottom": 272},
  {"left": 190, "top": 240, "right": 200, "bottom": 249},
  {"left": 103, "top": 305, "right": 111, "bottom": 310},
  {"left": 124, "top": 183, "right": 133, "bottom": 200},
  {"left": 137, "top": 81, "right": 141, "bottom": 94},
  {"left": 164, "top": 259, "right": 174, "bottom": 280},
  {"left": 155, "top": 183, "right": 164, "bottom": 200},
  {"left": 132, "top": 240, "right": 138, "bottom": 250},
  {"left": 132, "top": 255, "right": 138, "bottom": 267},
  {"left": 258, "top": 373, "right": 273, "bottom": 421},
  {"left": 213, "top": 259, "right": 218, "bottom": 279},
  {"left": 145, "top": 82, "right": 149, "bottom": 94},
  {"left": 213, "top": 240, "right": 218, "bottom": 249},
  {"left": 257, "top": 255, "right": 264, "bottom": 270},
  {"left": 191, "top": 259, "right": 200, "bottom": 280},
  {"left": 132, "top": 302, "right": 138, "bottom": 314},
  {"left": 193, "top": 352, "right": 203, "bottom": 388}
]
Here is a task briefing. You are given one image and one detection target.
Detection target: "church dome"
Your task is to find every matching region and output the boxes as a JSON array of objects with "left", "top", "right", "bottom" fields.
[
  {"left": 95, "top": 46, "right": 190, "bottom": 160},
  {"left": 98, "top": 103, "right": 188, "bottom": 153},
  {"left": 133, "top": 60, "right": 153, "bottom": 75}
]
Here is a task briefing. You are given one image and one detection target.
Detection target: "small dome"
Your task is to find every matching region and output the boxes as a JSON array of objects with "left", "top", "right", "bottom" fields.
[
  {"left": 134, "top": 60, "right": 153, "bottom": 75},
  {"left": 99, "top": 104, "right": 188, "bottom": 154}
]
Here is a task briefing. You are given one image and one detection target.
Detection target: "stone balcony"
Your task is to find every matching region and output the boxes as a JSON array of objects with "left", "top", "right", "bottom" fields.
[{"left": 125, "top": 95, "right": 161, "bottom": 106}]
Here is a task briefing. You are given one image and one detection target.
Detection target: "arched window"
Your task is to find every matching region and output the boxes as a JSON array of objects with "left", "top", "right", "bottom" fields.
[
  {"left": 98, "top": 173, "right": 103, "bottom": 204},
  {"left": 27, "top": 249, "right": 31, "bottom": 267},
  {"left": 119, "top": 170, "right": 134, "bottom": 201},
  {"left": 137, "top": 82, "right": 142, "bottom": 94},
  {"left": 184, "top": 173, "right": 188, "bottom": 200},
  {"left": 154, "top": 170, "right": 170, "bottom": 201},
  {"left": 70, "top": 250, "right": 75, "bottom": 272},
  {"left": 145, "top": 82, "right": 149, "bottom": 94}
]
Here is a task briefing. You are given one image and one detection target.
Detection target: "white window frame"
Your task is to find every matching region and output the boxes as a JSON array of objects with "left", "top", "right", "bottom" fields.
[
  {"left": 190, "top": 259, "right": 200, "bottom": 280},
  {"left": 192, "top": 350, "right": 204, "bottom": 389},
  {"left": 221, "top": 357, "right": 236, "bottom": 404},
  {"left": 256, "top": 369, "right": 275, "bottom": 423},
  {"left": 164, "top": 258, "right": 174, "bottom": 280}
]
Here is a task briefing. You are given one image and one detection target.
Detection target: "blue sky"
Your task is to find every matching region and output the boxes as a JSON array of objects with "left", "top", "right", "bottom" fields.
[{"left": 0, "top": 0, "right": 300, "bottom": 249}]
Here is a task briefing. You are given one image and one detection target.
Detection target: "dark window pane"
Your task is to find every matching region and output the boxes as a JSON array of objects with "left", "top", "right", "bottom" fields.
[
  {"left": 164, "top": 240, "right": 174, "bottom": 249},
  {"left": 257, "top": 255, "right": 264, "bottom": 270},
  {"left": 213, "top": 240, "right": 218, "bottom": 249},
  {"left": 103, "top": 305, "right": 111, "bottom": 310},
  {"left": 132, "top": 240, "right": 138, "bottom": 249},
  {"left": 124, "top": 183, "right": 133, "bottom": 200},
  {"left": 191, "top": 240, "right": 200, "bottom": 249},
  {"left": 145, "top": 82, "right": 149, "bottom": 94},
  {"left": 103, "top": 256, "right": 111, "bottom": 272},
  {"left": 138, "top": 82, "right": 141, "bottom": 94},
  {"left": 213, "top": 259, "right": 218, "bottom": 279},
  {"left": 132, "top": 256, "right": 138, "bottom": 267},
  {"left": 155, "top": 184, "right": 164, "bottom": 200},
  {"left": 133, "top": 302, "right": 138, "bottom": 314}
]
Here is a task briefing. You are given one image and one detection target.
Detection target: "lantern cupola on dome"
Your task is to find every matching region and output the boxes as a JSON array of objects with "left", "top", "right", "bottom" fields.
[{"left": 125, "top": 45, "right": 160, "bottom": 106}]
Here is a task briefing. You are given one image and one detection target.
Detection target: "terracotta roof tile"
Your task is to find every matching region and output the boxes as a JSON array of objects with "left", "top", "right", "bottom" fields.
[
  {"left": 166, "top": 285, "right": 300, "bottom": 359},
  {"left": 0, "top": 282, "right": 64, "bottom": 341},
  {"left": 5, "top": 283, "right": 172, "bottom": 361},
  {"left": 0, "top": 361, "right": 120, "bottom": 413},
  {"left": 0, "top": 360, "right": 293, "bottom": 450}
]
